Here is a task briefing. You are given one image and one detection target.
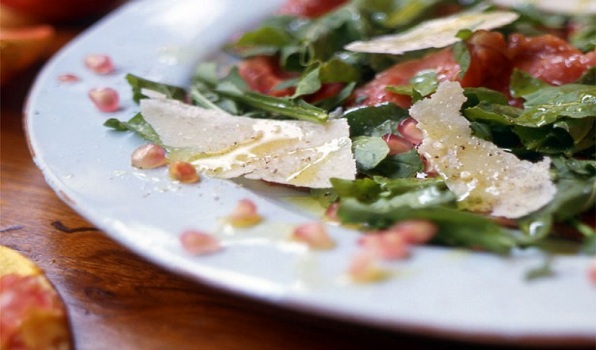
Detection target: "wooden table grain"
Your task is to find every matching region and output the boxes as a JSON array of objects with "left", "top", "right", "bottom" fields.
[{"left": 0, "top": 22, "right": 589, "bottom": 350}]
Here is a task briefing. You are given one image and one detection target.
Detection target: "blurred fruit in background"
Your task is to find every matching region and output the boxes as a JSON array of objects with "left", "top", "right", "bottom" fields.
[
  {"left": 1, "top": 0, "right": 122, "bottom": 23},
  {"left": 0, "top": 0, "right": 123, "bottom": 85},
  {"left": 0, "top": 23, "right": 55, "bottom": 84}
]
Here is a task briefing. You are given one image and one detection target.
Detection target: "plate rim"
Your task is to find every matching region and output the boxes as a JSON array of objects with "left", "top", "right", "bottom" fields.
[{"left": 23, "top": 0, "right": 596, "bottom": 346}]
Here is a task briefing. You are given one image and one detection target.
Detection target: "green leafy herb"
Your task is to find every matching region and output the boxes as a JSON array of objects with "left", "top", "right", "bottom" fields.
[
  {"left": 352, "top": 136, "right": 390, "bottom": 171},
  {"left": 336, "top": 198, "right": 517, "bottom": 254},
  {"left": 104, "top": 113, "right": 162, "bottom": 144},
  {"left": 515, "top": 84, "right": 596, "bottom": 127},
  {"left": 452, "top": 41, "right": 470, "bottom": 79},
  {"left": 386, "top": 69, "right": 438, "bottom": 101},
  {"left": 126, "top": 74, "right": 186, "bottom": 103},
  {"left": 525, "top": 256, "right": 555, "bottom": 281},
  {"left": 343, "top": 103, "right": 408, "bottom": 137}
]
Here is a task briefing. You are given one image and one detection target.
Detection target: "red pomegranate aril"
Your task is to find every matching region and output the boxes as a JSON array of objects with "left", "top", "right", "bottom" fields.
[
  {"left": 589, "top": 259, "right": 596, "bottom": 284},
  {"left": 89, "top": 87, "right": 119, "bottom": 112},
  {"left": 131, "top": 144, "right": 167, "bottom": 169},
  {"left": 169, "top": 161, "right": 200, "bottom": 183},
  {"left": 180, "top": 230, "right": 221, "bottom": 255},
  {"left": 358, "top": 230, "right": 410, "bottom": 260},
  {"left": 420, "top": 155, "right": 439, "bottom": 177},
  {"left": 292, "top": 222, "right": 335, "bottom": 250},
  {"left": 388, "top": 219, "right": 438, "bottom": 244},
  {"left": 324, "top": 202, "right": 340, "bottom": 223},
  {"left": 84, "top": 54, "right": 115, "bottom": 74},
  {"left": 382, "top": 133, "right": 413, "bottom": 155},
  {"left": 348, "top": 251, "right": 387, "bottom": 283},
  {"left": 58, "top": 73, "right": 80, "bottom": 82},
  {"left": 398, "top": 117, "right": 423, "bottom": 145},
  {"left": 226, "top": 199, "right": 263, "bottom": 227}
]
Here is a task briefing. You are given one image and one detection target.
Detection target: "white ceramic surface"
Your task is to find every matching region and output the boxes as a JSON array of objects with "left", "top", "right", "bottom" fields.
[{"left": 25, "top": 0, "right": 596, "bottom": 345}]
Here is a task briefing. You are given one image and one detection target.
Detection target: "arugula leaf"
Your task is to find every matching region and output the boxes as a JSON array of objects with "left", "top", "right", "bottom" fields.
[
  {"left": 343, "top": 103, "right": 408, "bottom": 137},
  {"left": 352, "top": 136, "right": 390, "bottom": 171},
  {"left": 525, "top": 256, "right": 555, "bottom": 281},
  {"left": 217, "top": 86, "right": 329, "bottom": 123},
  {"left": 515, "top": 84, "right": 596, "bottom": 127},
  {"left": 226, "top": 16, "right": 297, "bottom": 57},
  {"left": 463, "top": 87, "right": 509, "bottom": 107},
  {"left": 319, "top": 56, "right": 361, "bottom": 83},
  {"left": 464, "top": 102, "right": 521, "bottom": 126},
  {"left": 576, "top": 67, "right": 595, "bottom": 85},
  {"left": 104, "top": 113, "right": 162, "bottom": 144},
  {"left": 466, "top": 79, "right": 595, "bottom": 155},
  {"left": 386, "top": 69, "right": 438, "bottom": 100},
  {"left": 569, "top": 15, "right": 596, "bottom": 52},
  {"left": 367, "top": 149, "right": 424, "bottom": 179},
  {"left": 514, "top": 126, "right": 576, "bottom": 155},
  {"left": 331, "top": 177, "right": 383, "bottom": 204},
  {"left": 233, "top": 25, "right": 292, "bottom": 49},
  {"left": 581, "top": 235, "right": 596, "bottom": 255},
  {"left": 383, "top": 0, "right": 444, "bottom": 28},
  {"left": 452, "top": 40, "right": 470, "bottom": 79},
  {"left": 292, "top": 65, "right": 322, "bottom": 98},
  {"left": 374, "top": 176, "right": 447, "bottom": 195},
  {"left": 509, "top": 69, "right": 549, "bottom": 98},
  {"left": 126, "top": 74, "right": 186, "bottom": 103},
  {"left": 337, "top": 199, "right": 517, "bottom": 254},
  {"left": 314, "top": 82, "right": 355, "bottom": 111},
  {"left": 516, "top": 157, "right": 595, "bottom": 242},
  {"left": 191, "top": 65, "right": 329, "bottom": 123}
]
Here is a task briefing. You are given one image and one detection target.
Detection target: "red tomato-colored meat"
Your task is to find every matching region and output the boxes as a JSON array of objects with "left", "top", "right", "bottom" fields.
[
  {"left": 238, "top": 55, "right": 346, "bottom": 103},
  {"left": 460, "top": 30, "right": 512, "bottom": 93},
  {"left": 347, "top": 30, "right": 595, "bottom": 108},
  {"left": 509, "top": 34, "right": 596, "bottom": 85},
  {"left": 348, "top": 48, "right": 461, "bottom": 108},
  {"left": 237, "top": 55, "right": 296, "bottom": 97},
  {"left": 350, "top": 31, "right": 512, "bottom": 108},
  {"left": 278, "top": 0, "right": 348, "bottom": 18}
]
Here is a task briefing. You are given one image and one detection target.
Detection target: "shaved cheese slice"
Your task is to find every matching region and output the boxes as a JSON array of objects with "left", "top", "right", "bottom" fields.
[
  {"left": 345, "top": 11, "right": 518, "bottom": 55},
  {"left": 409, "top": 81, "right": 556, "bottom": 219},
  {"left": 490, "top": 0, "right": 596, "bottom": 15},
  {"left": 140, "top": 98, "right": 356, "bottom": 188}
]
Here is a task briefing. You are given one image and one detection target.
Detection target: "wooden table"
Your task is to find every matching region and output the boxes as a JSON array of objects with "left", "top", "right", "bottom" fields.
[{"left": 0, "top": 18, "right": 588, "bottom": 350}]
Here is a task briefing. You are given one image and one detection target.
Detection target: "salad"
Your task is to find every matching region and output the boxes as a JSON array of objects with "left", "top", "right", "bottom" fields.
[{"left": 105, "top": 0, "right": 595, "bottom": 265}]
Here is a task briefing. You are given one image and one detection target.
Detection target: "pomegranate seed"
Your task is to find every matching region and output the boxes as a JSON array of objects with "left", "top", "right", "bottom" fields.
[
  {"left": 180, "top": 230, "right": 221, "bottom": 255},
  {"left": 382, "top": 133, "right": 413, "bottom": 155},
  {"left": 398, "top": 117, "right": 423, "bottom": 145},
  {"left": 226, "top": 198, "right": 263, "bottom": 227},
  {"left": 292, "top": 222, "right": 335, "bottom": 250},
  {"left": 84, "top": 54, "right": 115, "bottom": 74},
  {"left": 387, "top": 220, "right": 438, "bottom": 244},
  {"left": 58, "top": 73, "right": 80, "bottom": 82},
  {"left": 420, "top": 155, "right": 439, "bottom": 177},
  {"left": 323, "top": 202, "right": 340, "bottom": 223},
  {"left": 348, "top": 251, "right": 388, "bottom": 283},
  {"left": 89, "top": 87, "right": 119, "bottom": 112},
  {"left": 169, "top": 161, "right": 200, "bottom": 183},
  {"left": 358, "top": 230, "right": 410, "bottom": 260},
  {"left": 490, "top": 216, "right": 518, "bottom": 228},
  {"left": 589, "top": 259, "right": 596, "bottom": 284},
  {"left": 131, "top": 144, "right": 168, "bottom": 169}
]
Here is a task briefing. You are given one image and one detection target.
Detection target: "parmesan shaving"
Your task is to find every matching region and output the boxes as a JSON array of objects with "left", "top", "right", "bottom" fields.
[
  {"left": 409, "top": 81, "right": 556, "bottom": 218},
  {"left": 140, "top": 98, "right": 356, "bottom": 188},
  {"left": 345, "top": 10, "right": 519, "bottom": 55},
  {"left": 490, "top": 0, "right": 596, "bottom": 15}
]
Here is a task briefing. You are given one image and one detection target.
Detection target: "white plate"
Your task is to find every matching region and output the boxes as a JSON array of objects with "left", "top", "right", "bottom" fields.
[{"left": 25, "top": 0, "right": 596, "bottom": 345}]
